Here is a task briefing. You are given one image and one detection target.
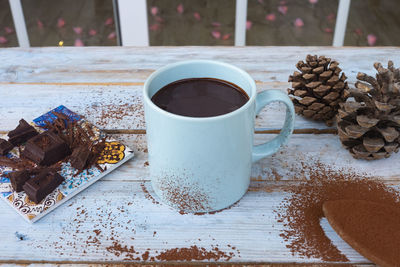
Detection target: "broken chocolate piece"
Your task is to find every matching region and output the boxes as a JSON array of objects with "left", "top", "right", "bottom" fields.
[
  {"left": 9, "top": 170, "right": 31, "bottom": 192},
  {"left": 70, "top": 145, "right": 90, "bottom": 170},
  {"left": 7, "top": 119, "right": 38, "bottom": 145},
  {"left": 0, "top": 138, "right": 13, "bottom": 155},
  {"left": 22, "top": 170, "right": 64, "bottom": 203},
  {"left": 23, "top": 131, "right": 71, "bottom": 166}
]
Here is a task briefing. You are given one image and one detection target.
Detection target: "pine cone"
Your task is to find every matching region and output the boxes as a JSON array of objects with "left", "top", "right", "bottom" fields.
[
  {"left": 288, "top": 55, "right": 350, "bottom": 126},
  {"left": 337, "top": 61, "right": 400, "bottom": 160}
]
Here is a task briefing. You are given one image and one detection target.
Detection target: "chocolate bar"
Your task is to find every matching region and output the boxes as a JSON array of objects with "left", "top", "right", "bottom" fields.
[
  {"left": 23, "top": 170, "right": 64, "bottom": 203},
  {"left": 70, "top": 145, "right": 90, "bottom": 170},
  {"left": 7, "top": 119, "right": 38, "bottom": 145},
  {"left": 23, "top": 131, "right": 71, "bottom": 166},
  {"left": 0, "top": 138, "right": 13, "bottom": 155},
  {"left": 9, "top": 170, "right": 31, "bottom": 192}
]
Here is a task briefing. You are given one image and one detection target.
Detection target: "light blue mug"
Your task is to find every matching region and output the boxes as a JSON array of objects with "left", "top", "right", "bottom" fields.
[{"left": 143, "top": 60, "right": 295, "bottom": 213}]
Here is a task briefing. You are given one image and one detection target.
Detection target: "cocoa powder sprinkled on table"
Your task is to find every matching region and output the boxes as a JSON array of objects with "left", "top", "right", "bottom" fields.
[
  {"left": 106, "top": 241, "right": 237, "bottom": 262},
  {"left": 93, "top": 229, "right": 101, "bottom": 236},
  {"left": 85, "top": 102, "right": 144, "bottom": 128},
  {"left": 275, "top": 161, "right": 400, "bottom": 262},
  {"left": 140, "top": 183, "right": 160, "bottom": 205},
  {"left": 141, "top": 250, "right": 150, "bottom": 261},
  {"left": 106, "top": 241, "right": 140, "bottom": 260},
  {"left": 159, "top": 179, "right": 210, "bottom": 212},
  {"left": 155, "top": 245, "right": 234, "bottom": 261}
]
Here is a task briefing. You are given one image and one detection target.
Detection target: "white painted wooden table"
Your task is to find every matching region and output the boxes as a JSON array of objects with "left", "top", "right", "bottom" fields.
[{"left": 0, "top": 47, "right": 399, "bottom": 266}]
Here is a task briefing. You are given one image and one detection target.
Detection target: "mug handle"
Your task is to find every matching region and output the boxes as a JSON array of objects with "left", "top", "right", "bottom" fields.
[{"left": 252, "top": 90, "right": 295, "bottom": 163}]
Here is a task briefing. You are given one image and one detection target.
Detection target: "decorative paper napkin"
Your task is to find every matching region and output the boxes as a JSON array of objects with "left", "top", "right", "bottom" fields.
[{"left": 0, "top": 105, "right": 134, "bottom": 223}]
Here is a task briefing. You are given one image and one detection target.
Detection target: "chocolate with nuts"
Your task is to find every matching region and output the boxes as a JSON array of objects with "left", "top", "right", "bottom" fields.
[{"left": 2, "top": 112, "right": 105, "bottom": 203}]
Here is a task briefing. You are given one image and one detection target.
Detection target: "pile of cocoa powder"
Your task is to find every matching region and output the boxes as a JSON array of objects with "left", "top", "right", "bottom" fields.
[{"left": 275, "top": 161, "right": 400, "bottom": 262}]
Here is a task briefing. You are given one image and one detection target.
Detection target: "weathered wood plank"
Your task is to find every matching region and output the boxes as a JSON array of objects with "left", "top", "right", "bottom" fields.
[
  {"left": 0, "top": 180, "right": 380, "bottom": 264},
  {"left": 2, "top": 133, "right": 397, "bottom": 183},
  {"left": 0, "top": 83, "right": 330, "bottom": 132},
  {"left": 0, "top": 264, "right": 375, "bottom": 267},
  {"left": 62, "top": 133, "right": 400, "bottom": 182},
  {"left": 0, "top": 47, "right": 399, "bottom": 83},
  {"left": 0, "top": 47, "right": 397, "bottom": 265}
]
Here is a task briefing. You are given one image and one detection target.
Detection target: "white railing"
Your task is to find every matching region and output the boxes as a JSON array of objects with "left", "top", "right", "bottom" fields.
[
  {"left": 8, "top": 0, "right": 351, "bottom": 47},
  {"left": 332, "top": 0, "right": 351, "bottom": 47},
  {"left": 8, "top": 0, "right": 29, "bottom": 48}
]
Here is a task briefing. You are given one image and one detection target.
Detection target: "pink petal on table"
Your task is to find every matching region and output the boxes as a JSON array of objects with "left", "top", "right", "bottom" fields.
[
  {"left": 354, "top": 28, "right": 363, "bottom": 36},
  {"left": 278, "top": 5, "right": 288, "bottom": 15},
  {"left": 193, "top": 12, "right": 201, "bottom": 21},
  {"left": 155, "top": 16, "right": 164, "bottom": 23},
  {"left": 326, "top": 13, "right": 335, "bottom": 22},
  {"left": 222, "top": 33, "right": 231, "bottom": 40},
  {"left": 324, "top": 27, "right": 333, "bottom": 33},
  {"left": 0, "top": 36, "right": 8, "bottom": 44},
  {"left": 246, "top": 20, "right": 252, "bottom": 30},
  {"left": 257, "top": 0, "right": 264, "bottom": 4},
  {"left": 4, "top": 26, "right": 14, "bottom": 34},
  {"left": 211, "top": 30, "right": 221, "bottom": 39},
  {"left": 265, "top": 13, "right": 276, "bottom": 22},
  {"left": 107, "top": 31, "right": 116, "bottom": 40},
  {"left": 57, "top": 18, "right": 66, "bottom": 28},
  {"left": 212, "top": 22, "right": 221, "bottom": 27},
  {"left": 177, "top": 4, "right": 184, "bottom": 14},
  {"left": 151, "top": 6, "right": 158, "bottom": 16},
  {"left": 149, "top": 23, "right": 160, "bottom": 31},
  {"left": 105, "top": 17, "right": 114, "bottom": 26},
  {"left": 37, "top": 19, "right": 44, "bottom": 29},
  {"left": 89, "top": 29, "right": 97, "bottom": 36},
  {"left": 73, "top": 27, "right": 83, "bottom": 35},
  {"left": 367, "top": 34, "right": 377, "bottom": 46},
  {"left": 309, "top": 0, "right": 318, "bottom": 4},
  {"left": 74, "top": 39, "right": 84, "bottom": 46},
  {"left": 294, "top": 18, "right": 304, "bottom": 28}
]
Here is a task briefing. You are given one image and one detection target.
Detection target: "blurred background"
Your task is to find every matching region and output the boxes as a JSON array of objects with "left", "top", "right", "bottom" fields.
[{"left": 1, "top": 0, "right": 399, "bottom": 47}]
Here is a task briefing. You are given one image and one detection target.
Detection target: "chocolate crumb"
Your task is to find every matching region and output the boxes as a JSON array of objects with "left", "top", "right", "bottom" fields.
[
  {"left": 93, "top": 229, "right": 101, "bottom": 236},
  {"left": 141, "top": 250, "right": 150, "bottom": 261},
  {"left": 140, "top": 183, "right": 160, "bottom": 205}
]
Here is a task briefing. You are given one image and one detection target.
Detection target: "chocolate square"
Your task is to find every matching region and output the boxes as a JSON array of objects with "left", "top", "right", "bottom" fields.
[
  {"left": 0, "top": 138, "right": 13, "bottom": 155},
  {"left": 23, "top": 131, "right": 71, "bottom": 166},
  {"left": 23, "top": 170, "right": 64, "bottom": 204},
  {"left": 70, "top": 145, "right": 90, "bottom": 170},
  {"left": 9, "top": 170, "right": 31, "bottom": 192},
  {"left": 7, "top": 119, "right": 38, "bottom": 146}
]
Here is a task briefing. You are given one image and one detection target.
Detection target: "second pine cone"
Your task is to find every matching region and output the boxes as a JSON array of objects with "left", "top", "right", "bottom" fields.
[{"left": 288, "top": 54, "right": 350, "bottom": 126}]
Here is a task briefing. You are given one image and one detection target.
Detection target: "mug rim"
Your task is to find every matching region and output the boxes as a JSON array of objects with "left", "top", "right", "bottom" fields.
[{"left": 143, "top": 60, "right": 257, "bottom": 121}]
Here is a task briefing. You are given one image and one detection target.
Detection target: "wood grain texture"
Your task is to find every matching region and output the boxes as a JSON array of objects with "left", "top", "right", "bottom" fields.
[
  {"left": 0, "top": 264, "right": 375, "bottom": 267},
  {"left": 0, "top": 47, "right": 398, "bottom": 265},
  {"left": 85, "top": 134, "right": 400, "bottom": 182},
  {"left": 0, "top": 133, "right": 398, "bottom": 265},
  {"left": 0, "top": 82, "right": 328, "bottom": 132},
  {"left": 0, "top": 180, "right": 378, "bottom": 264},
  {"left": 0, "top": 47, "right": 399, "bottom": 83}
]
